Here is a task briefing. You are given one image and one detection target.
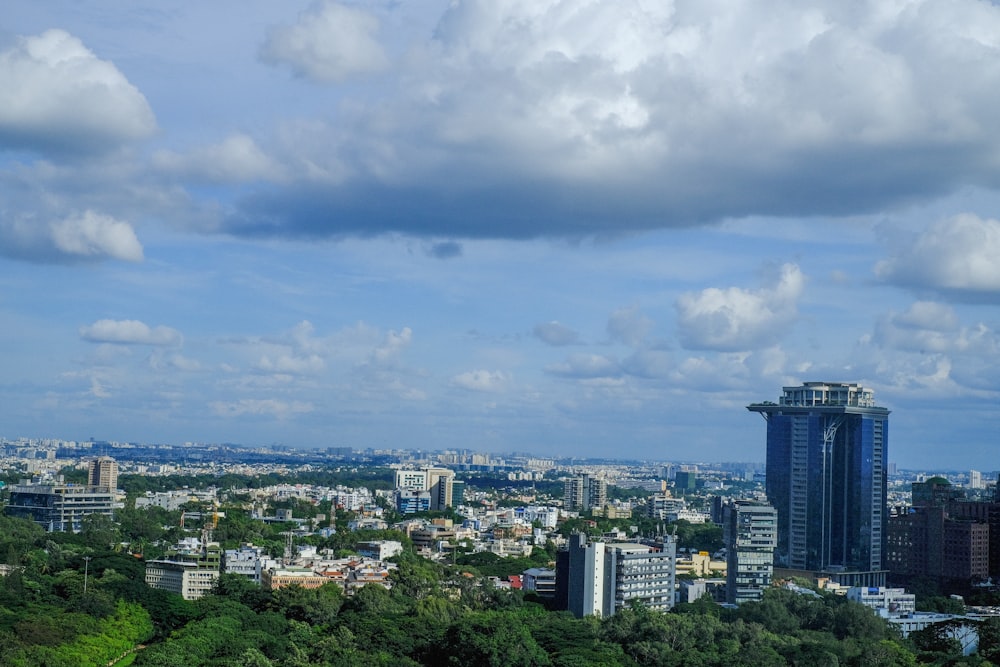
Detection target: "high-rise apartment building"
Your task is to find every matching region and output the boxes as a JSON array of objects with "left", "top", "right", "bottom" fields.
[
  {"left": 88, "top": 456, "right": 119, "bottom": 490},
  {"left": 970, "top": 470, "right": 984, "bottom": 490},
  {"left": 563, "top": 474, "right": 607, "bottom": 512},
  {"left": 724, "top": 500, "right": 777, "bottom": 604},
  {"left": 556, "top": 534, "right": 676, "bottom": 618},
  {"left": 748, "top": 382, "right": 889, "bottom": 586}
]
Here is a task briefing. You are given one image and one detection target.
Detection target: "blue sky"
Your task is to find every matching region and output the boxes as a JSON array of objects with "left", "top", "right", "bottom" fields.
[{"left": 3, "top": 1, "right": 1000, "bottom": 469}]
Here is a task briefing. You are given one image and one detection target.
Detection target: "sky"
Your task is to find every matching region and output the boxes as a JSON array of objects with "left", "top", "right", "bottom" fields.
[{"left": 2, "top": 1, "right": 1000, "bottom": 470}]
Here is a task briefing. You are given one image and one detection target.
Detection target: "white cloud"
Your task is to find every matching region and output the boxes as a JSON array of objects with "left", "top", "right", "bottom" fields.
[
  {"left": 153, "top": 134, "right": 284, "bottom": 184},
  {"left": 875, "top": 214, "right": 1000, "bottom": 295},
  {"left": 50, "top": 211, "right": 144, "bottom": 262},
  {"left": 0, "top": 29, "right": 156, "bottom": 154},
  {"left": 533, "top": 321, "right": 580, "bottom": 346},
  {"left": 451, "top": 369, "right": 509, "bottom": 392},
  {"left": 227, "top": 0, "right": 1000, "bottom": 240},
  {"left": 0, "top": 210, "right": 144, "bottom": 264},
  {"left": 676, "top": 263, "right": 804, "bottom": 351},
  {"left": 872, "top": 301, "right": 999, "bottom": 356},
  {"left": 80, "top": 319, "right": 183, "bottom": 346},
  {"left": 261, "top": 2, "right": 390, "bottom": 83}
]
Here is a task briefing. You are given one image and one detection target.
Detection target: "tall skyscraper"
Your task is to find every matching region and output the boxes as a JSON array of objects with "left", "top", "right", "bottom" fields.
[{"left": 748, "top": 382, "right": 889, "bottom": 586}]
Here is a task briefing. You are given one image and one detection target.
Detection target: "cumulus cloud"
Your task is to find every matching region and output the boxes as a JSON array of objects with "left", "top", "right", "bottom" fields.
[
  {"left": 0, "top": 29, "right": 156, "bottom": 155},
  {"left": 533, "top": 321, "right": 580, "bottom": 346},
  {"left": 870, "top": 301, "right": 1000, "bottom": 357},
  {"left": 260, "top": 2, "right": 390, "bottom": 82},
  {"left": 50, "top": 211, "right": 144, "bottom": 262},
  {"left": 1, "top": 210, "right": 144, "bottom": 264},
  {"left": 875, "top": 214, "right": 1000, "bottom": 297},
  {"left": 153, "top": 134, "right": 284, "bottom": 184},
  {"left": 676, "top": 263, "right": 804, "bottom": 351},
  {"left": 80, "top": 319, "right": 183, "bottom": 346},
  {"left": 451, "top": 369, "right": 509, "bottom": 392},
  {"left": 225, "top": 0, "right": 1000, "bottom": 240}
]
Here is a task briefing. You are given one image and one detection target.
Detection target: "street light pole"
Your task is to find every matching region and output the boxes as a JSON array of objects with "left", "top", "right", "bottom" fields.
[{"left": 83, "top": 556, "right": 92, "bottom": 595}]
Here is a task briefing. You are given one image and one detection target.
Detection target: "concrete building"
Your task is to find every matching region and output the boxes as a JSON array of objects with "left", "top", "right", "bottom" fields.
[
  {"left": 748, "top": 382, "right": 889, "bottom": 586},
  {"left": 556, "top": 534, "right": 676, "bottom": 618},
  {"left": 724, "top": 500, "right": 778, "bottom": 604},
  {"left": 145, "top": 538, "right": 222, "bottom": 600},
  {"left": 397, "top": 489, "right": 432, "bottom": 514},
  {"left": 847, "top": 586, "right": 916, "bottom": 617},
  {"left": 394, "top": 467, "right": 456, "bottom": 512},
  {"left": 4, "top": 480, "right": 120, "bottom": 532},
  {"left": 357, "top": 540, "right": 403, "bottom": 561},
  {"left": 262, "top": 566, "right": 329, "bottom": 591},
  {"left": 564, "top": 474, "right": 608, "bottom": 512},
  {"left": 87, "top": 457, "right": 119, "bottom": 490},
  {"left": 223, "top": 544, "right": 278, "bottom": 585},
  {"left": 522, "top": 567, "right": 556, "bottom": 598}
]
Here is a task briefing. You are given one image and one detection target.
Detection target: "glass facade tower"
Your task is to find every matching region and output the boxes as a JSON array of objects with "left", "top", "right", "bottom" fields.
[{"left": 748, "top": 382, "right": 889, "bottom": 581}]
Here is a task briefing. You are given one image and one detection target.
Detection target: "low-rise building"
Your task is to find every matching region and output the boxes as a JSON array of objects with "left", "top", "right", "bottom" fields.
[
  {"left": 145, "top": 538, "right": 221, "bottom": 600},
  {"left": 4, "top": 480, "right": 120, "bottom": 532}
]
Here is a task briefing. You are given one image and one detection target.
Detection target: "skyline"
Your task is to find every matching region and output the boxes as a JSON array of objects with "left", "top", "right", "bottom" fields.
[{"left": 3, "top": 1, "right": 1000, "bottom": 469}]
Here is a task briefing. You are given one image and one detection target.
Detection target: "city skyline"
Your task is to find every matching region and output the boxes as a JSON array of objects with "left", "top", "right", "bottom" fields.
[{"left": 3, "top": 2, "right": 1000, "bottom": 469}]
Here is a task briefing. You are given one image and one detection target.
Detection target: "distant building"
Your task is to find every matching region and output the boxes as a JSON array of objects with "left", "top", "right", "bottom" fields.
[
  {"left": 748, "top": 382, "right": 889, "bottom": 587},
  {"left": 88, "top": 457, "right": 119, "bottom": 490},
  {"left": 556, "top": 534, "right": 676, "bottom": 618},
  {"left": 146, "top": 538, "right": 222, "bottom": 600},
  {"left": 522, "top": 567, "right": 556, "bottom": 598},
  {"left": 397, "top": 489, "right": 432, "bottom": 514},
  {"left": 223, "top": 544, "right": 278, "bottom": 585},
  {"left": 847, "top": 586, "right": 916, "bottom": 617},
  {"left": 674, "top": 471, "right": 697, "bottom": 492},
  {"left": 724, "top": 500, "right": 777, "bottom": 604},
  {"left": 357, "top": 540, "right": 403, "bottom": 561},
  {"left": 394, "top": 467, "right": 456, "bottom": 512},
  {"left": 4, "top": 480, "right": 119, "bottom": 532},
  {"left": 262, "top": 567, "right": 328, "bottom": 591},
  {"left": 564, "top": 474, "right": 607, "bottom": 512},
  {"left": 970, "top": 470, "right": 984, "bottom": 490}
]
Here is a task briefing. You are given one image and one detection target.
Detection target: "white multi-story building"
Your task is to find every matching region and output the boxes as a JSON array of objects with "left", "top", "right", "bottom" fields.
[
  {"left": 223, "top": 544, "right": 279, "bottom": 585},
  {"left": 847, "top": 586, "right": 916, "bottom": 617},
  {"left": 559, "top": 534, "right": 676, "bottom": 618}
]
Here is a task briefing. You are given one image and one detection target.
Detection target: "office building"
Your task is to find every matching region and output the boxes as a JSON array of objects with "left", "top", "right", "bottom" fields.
[
  {"left": 748, "top": 382, "right": 889, "bottom": 585},
  {"left": 394, "top": 467, "right": 455, "bottom": 511},
  {"left": 87, "top": 456, "right": 119, "bottom": 490},
  {"left": 674, "top": 471, "right": 697, "bottom": 492},
  {"left": 564, "top": 474, "right": 608, "bottom": 512},
  {"left": 5, "top": 480, "right": 119, "bottom": 532},
  {"left": 724, "top": 500, "right": 778, "bottom": 604},
  {"left": 556, "top": 534, "right": 676, "bottom": 618}
]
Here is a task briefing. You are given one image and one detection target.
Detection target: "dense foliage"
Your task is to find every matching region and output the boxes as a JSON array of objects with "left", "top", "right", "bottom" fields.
[{"left": 2, "top": 510, "right": 998, "bottom": 665}]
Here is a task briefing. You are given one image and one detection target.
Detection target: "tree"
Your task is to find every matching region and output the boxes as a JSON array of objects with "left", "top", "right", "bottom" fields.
[{"left": 438, "top": 612, "right": 550, "bottom": 667}]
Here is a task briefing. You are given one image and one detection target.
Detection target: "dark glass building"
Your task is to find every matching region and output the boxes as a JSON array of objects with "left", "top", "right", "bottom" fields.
[{"left": 748, "top": 382, "right": 889, "bottom": 585}]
